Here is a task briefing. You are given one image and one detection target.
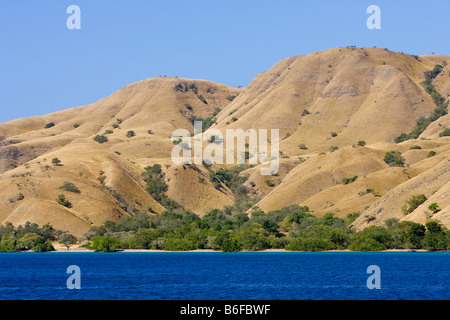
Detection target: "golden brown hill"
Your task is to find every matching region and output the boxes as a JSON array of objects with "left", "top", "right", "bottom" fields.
[
  {"left": 0, "top": 77, "right": 240, "bottom": 236},
  {"left": 0, "top": 47, "right": 449, "bottom": 236}
]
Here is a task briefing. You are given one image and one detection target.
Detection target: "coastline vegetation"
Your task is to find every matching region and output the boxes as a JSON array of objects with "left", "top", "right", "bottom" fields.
[
  {"left": 79, "top": 207, "right": 449, "bottom": 252},
  {"left": 3, "top": 208, "right": 448, "bottom": 253}
]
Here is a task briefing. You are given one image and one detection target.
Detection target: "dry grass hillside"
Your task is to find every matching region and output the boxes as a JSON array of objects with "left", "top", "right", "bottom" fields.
[{"left": 1, "top": 47, "right": 449, "bottom": 236}]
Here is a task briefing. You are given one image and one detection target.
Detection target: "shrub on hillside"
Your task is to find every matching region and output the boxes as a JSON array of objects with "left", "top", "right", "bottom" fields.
[
  {"left": 384, "top": 151, "right": 404, "bottom": 167},
  {"left": 93, "top": 135, "right": 109, "bottom": 143},
  {"left": 427, "top": 151, "right": 436, "bottom": 158},
  {"left": 401, "top": 194, "right": 427, "bottom": 215},
  {"left": 329, "top": 146, "right": 339, "bottom": 152},
  {"left": 57, "top": 194, "right": 72, "bottom": 208},
  {"left": 60, "top": 181, "right": 80, "bottom": 193},
  {"left": 439, "top": 128, "right": 450, "bottom": 137},
  {"left": 51, "top": 157, "right": 62, "bottom": 166},
  {"left": 342, "top": 176, "right": 358, "bottom": 185}
]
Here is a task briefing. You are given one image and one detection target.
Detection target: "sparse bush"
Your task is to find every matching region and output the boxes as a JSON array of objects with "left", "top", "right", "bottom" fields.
[
  {"left": 264, "top": 179, "right": 275, "bottom": 187},
  {"left": 60, "top": 181, "right": 80, "bottom": 193},
  {"left": 428, "top": 203, "right": 440, "bottom": 213},
  {"left": 427, "top": 151, "right": 436, "bottom": 158},
  {"left": 142, "top": 164, "right": 179, "bottom": 209},
  {"left": 401, "top": 194, "right": 427, "bottom": 215},
  {"left": 93, "top": 135, "right": 109, "bottom": 144},
  {"left": 395, "top": 65, "right": 448, "bottom": 144},
  {"left": 126, "top": 130, "right": 136, "bottom": 138},
  {"left": 298, "top": 144, "right": 308, "bottom": 150},
  {"left": 190, "top": 116, "right": 216, "bottom": 130},
  {"left": 44, "top": 122, "right": 55, "bottom": 129},
  {"left": 212, "top": 108, "right": 221, "bottom": 116},
  {"left": 346, "top": 212, "right": 360, "bottom": 223},
  {"left": 342, "top": 176, "right": 358, "bottom": 185},
  {"left": 329, "top": 146, "right": 339, "bottom": 152},
  {"left": 97, "top": 175, "right": 106, "bottom": 184},
  {"left": 189, "top": 83, "right": 198, "bottom": 95},
  {"left": 384, "top": 151, "right": 404, "bottom": 167},
  {"left": 57, "top": 194, "right": 72, "bottom": 208},
  {"left": 51, "top": 157, "right": 61, "bottom": 166},
  {"left": 358, "top": 188, "right": 375, "bottom": 197},
  {"left": 197, "top": 95, "right": 207, "bottom": 104},
  {"left": 424, "top": 64, "right": 443, "bottom": 81},
  {"left": 409, "top": 145, "right": 422, "bottom": 150},
  {"left": 439, "top": 128, "right": 450, "bottom": 137},
  {"left": 357, "top": 140, "right": 366, "bottom": 146},
  {"left": 73, "top": 123, "right": 80, "bottom": 128}
]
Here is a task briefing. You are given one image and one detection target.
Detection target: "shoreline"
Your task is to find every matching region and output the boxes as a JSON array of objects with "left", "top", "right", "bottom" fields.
[{"left": 47, "top": 246, "right": 434, "bottom": 253}]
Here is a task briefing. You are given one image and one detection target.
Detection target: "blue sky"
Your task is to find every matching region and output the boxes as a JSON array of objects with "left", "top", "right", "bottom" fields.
[{"left": 0, "top": 0, "right": 449, "bottom": 123}]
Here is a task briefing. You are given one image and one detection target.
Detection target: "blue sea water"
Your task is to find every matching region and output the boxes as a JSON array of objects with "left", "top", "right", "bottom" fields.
[{"left": 0, "top": 252, "right": 448, "bottom": 300}]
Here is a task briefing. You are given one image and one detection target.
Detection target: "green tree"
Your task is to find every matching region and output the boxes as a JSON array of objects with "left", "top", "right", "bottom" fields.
[
  {"left": 220, "top": 238, "right": 242, "bottom": 252},
  {"left": 90, "top": 236, "right": 121, "bottom": 252},
  {"left": 236, "top": 224, "right": 270, "bottom": 251},
  {"left": 0, "top": 234, "right": 17, "bottom": 252},
  {"left": 407, "top": 223, "right": 426, "bottom": 249},
  {"left": 348, "top": 237, "right": 386, "bottom": 251},
  {"left": 59, "top": 233, "right": 78, "bottom": 250},
  {"left": 423, "top": 221, "right": 447, "bottom": 251},
  {"left": 31, "top": 237, "right": 55, "bottom": 252},
  {"left": 287, "top": 237, "right": 332, "bottom": 251},
  {"left": 16, "top": 233, "right": 39, "bottom": 251}
]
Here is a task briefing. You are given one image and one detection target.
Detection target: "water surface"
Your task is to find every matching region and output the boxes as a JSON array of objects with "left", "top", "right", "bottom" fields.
[{"left": 0, "top": 252, "right": 448, "bottom": 300}]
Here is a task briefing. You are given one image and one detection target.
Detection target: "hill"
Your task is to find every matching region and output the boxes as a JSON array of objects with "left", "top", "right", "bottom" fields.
[{"left": 0, "top": 47, "right": 449, "bottom": 237}]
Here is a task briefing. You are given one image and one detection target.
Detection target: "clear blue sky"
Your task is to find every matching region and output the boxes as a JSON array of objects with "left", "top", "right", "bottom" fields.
[{"left": 0, "top": 0, "right": 449, "bottom": 123}]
